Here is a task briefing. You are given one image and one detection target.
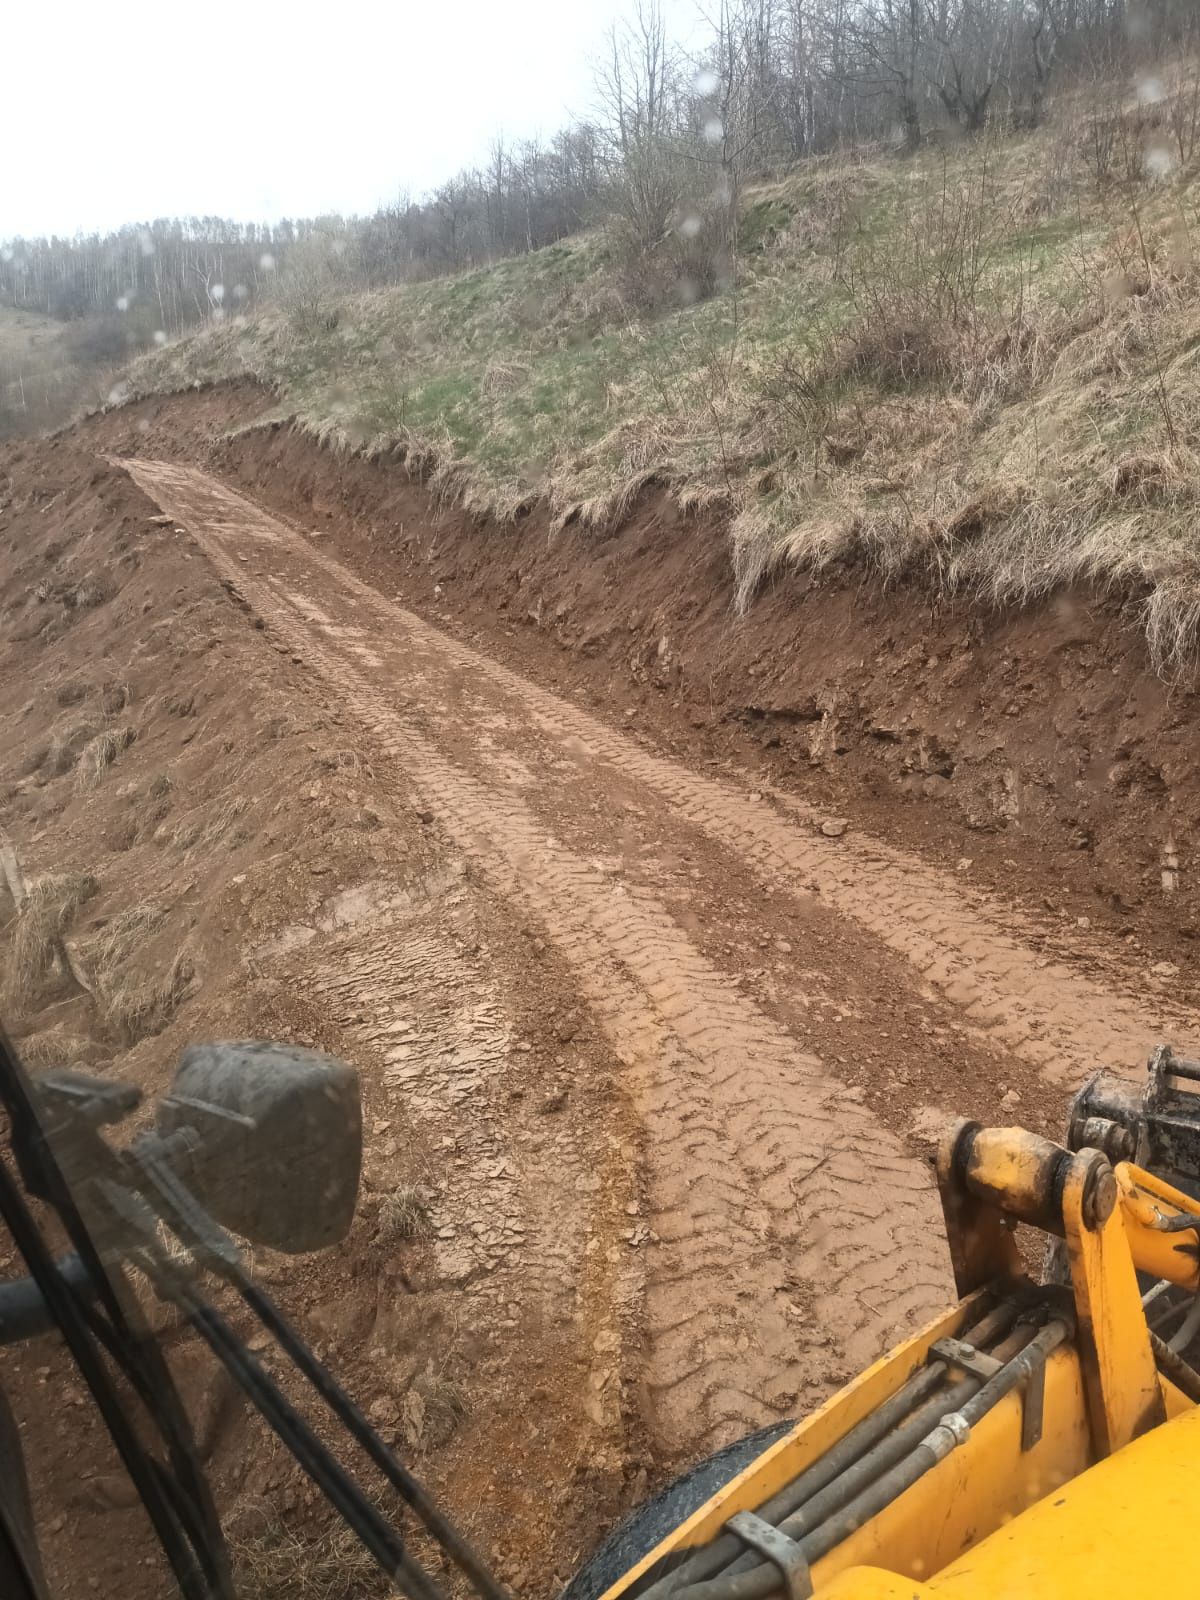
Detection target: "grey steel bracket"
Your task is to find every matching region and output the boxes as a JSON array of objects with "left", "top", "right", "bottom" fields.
[
  {"left": 1020, "top": 1355, "right": 1046, "bottom": 1452},
  {"left": 725, "top": 1511, "right": 813, "bottom": 1600},
  {"left": 931, "top": 1336, "right": 1003, "bottom": 1381}
]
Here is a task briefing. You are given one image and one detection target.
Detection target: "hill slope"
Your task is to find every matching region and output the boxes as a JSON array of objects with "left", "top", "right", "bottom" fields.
[{"left": 128, "top": 115, "right": 1200, "bottom": 671}]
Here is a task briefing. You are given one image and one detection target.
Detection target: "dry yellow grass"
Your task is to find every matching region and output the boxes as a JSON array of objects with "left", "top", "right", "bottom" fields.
[
  {"left": 377, "top": 1185, "right": 433, "bottom": 1244},
  {"left": 75, "top": 725, "right": 136, "bottom": 791},
  {"left": 230, "top": 1522, "right": 386, "bottom": 1600},
  {"left": 97, "top": 947, "right": 194, "bottom": 1044},
  {"left": 3, "top": 872, "right": 98, "bottom": 1011},
  {"left": 46, "top": 714, "right": 102, "bottom": 776},
  {"left": 12, "top": 1029, "right": 94, "bottom": 1068},
  {"left": 119, "top": 85, "right": 1200, "bottom": 672}
]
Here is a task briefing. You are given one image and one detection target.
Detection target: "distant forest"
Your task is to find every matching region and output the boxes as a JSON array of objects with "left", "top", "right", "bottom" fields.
[{"left": 1, "top": 0, "right": 1195, "bottom": 434}]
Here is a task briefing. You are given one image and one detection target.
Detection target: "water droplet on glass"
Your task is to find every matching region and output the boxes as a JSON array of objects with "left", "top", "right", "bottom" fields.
[
  {"left": 138, "top": 229, "right": 155, "bottom": 258},
  {"left": 1137, "top": 75, "right": 1165, "bottom": 105},
  {"left": 259, "top": 252, "right": 276, "bottom": 272},
  {"left": 153, "top": 330, "right": 168, "bottom": 345},
  {"left": 693, "top": 68, "right": 718, "bottom": 97},
  {"left": 106, "top": 381, "right": 131, "bottom": 406},
  {"left": 233, "top": 283, "right": 249, "bottom": 300},
  {"left": 703, "top": 117, "right": 724, "bottom": 144},
  {"left": 1, "top": 247, "right": 13, "bottom": 264},
  {"left": 678, "top": 213, "right": 703, "bottom": 239},
  {"left": 211, "top": 283, "right": 225, "bottom": 303},
  {"left": 116, "top": 295, "right": 129, "bottom": 312},
  {"left": 1145, "top": 144, "right": 1175, "bottom": 179}
]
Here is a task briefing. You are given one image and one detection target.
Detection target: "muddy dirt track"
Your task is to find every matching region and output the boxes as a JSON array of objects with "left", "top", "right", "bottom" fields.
[{"left": 118, "top": 456, "right": 1200, "bottom": 1463}]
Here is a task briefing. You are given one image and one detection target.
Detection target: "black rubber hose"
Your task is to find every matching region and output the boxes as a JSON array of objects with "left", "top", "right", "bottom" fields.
[
  {"left": 645, "top": 1297, "right": 1021, "bottom": 1600},
  {"left": 0, "top": 1254, "right": 94, "bottom": 1345},
  {"left": 136, "top": 1141, "right": 509, "bottom": 1600},
  {"left": 673, "top": 1320, "right": 1066, "bottom": 1600},
  {"left": 800, "top": 1320, "right": 1069, "bottom": 1569}
]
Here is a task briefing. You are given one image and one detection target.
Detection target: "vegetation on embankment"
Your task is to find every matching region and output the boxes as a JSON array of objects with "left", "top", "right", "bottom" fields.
[{"left": 128, "top": 85, "right": 1200, "bottom": 673}]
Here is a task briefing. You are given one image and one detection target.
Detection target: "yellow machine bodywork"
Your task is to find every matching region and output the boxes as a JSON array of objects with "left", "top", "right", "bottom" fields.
[
  {"left": 821, "top": 1403, "right": 1200, "bottom": 1599},
  {"left": 601, "top": 1118, "right": 1200, "bottom": 1600}
]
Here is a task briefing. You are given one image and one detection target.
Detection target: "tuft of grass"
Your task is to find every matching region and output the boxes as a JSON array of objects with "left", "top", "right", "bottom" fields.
[
  {"left": 88, "top": 901, "right": 168, "bottom": 972},
  {"left": 3, "top": 872, "right": 99, "bottom": 1010},
  {"left": 409, "top": 1364, "right": 469, "bottom": 1449},
  {"left": 377, "top": 1186, "right": 432, "bottom": 1244},
  {"left": 13, "top": 1029, "right": 94, "bottom": 1069},
  {"left": 75, "top": 726, "right": 137, "bottom": 791},
  {"left": 230, "top": 1522, "right": 386, "bottom": 1600},
  {"left": 97, "top": 947, "right": 194, "bottom": 1044},
  {"left": 86, "top": 900, "right": 191, "bottom": 1044},
  {"left": 67, "top": 577, "right": 109, "bottom": 610},
  {"left": 99, "top": 680, "right": 131, "bottom": 715},
  {"left": 170, "top": 794, "right": 250, "bottom": 855},
  {"left": 46, "top": 716, "right": 102, "bottom": 776}
]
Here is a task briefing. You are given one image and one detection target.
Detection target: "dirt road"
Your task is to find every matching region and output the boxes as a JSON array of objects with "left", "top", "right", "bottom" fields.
[{"left": 120, "top": 457, "right": 1200, "bottom": 1462}]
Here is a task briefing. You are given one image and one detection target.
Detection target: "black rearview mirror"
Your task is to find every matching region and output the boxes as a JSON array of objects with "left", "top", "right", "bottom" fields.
[{"left": 156, "top": 1041, "right": 362, "bottom": 1254}]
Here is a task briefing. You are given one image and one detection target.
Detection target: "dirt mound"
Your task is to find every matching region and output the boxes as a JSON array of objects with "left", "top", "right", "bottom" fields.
[{"left": 0, "top": 433, "right": 639, "bottom": 1598}]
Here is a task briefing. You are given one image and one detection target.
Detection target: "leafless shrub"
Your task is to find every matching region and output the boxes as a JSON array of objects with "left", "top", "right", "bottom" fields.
[
  {"left": 834, "top": 150, "right": 1024, "bottom": 393},
  {"left": 1166, "top": 57, "right": 1200, "bottom": 165}
]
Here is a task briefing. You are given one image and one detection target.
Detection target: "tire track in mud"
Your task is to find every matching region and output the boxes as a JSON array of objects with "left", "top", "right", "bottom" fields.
[
  {"left": 121, "top": 456, "right": 951, "bottom": 1455},
  {"left": 119, "top": 461, "right": 1200, "bottom": 1086}
]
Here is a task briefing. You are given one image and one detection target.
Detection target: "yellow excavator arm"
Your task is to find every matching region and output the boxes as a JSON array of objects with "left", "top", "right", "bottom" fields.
[{"left": 592, "top": 1048, "right": 1200, "bottom": 1600}]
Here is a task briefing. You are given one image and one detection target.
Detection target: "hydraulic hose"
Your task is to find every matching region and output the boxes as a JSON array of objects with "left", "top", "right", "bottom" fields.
[
  {"left": 644, "top": 1298, "right": 1021, "bottom": 1600},
  {"left": 671, "top": 1319, "right": 1069, "bottom": 1600}
]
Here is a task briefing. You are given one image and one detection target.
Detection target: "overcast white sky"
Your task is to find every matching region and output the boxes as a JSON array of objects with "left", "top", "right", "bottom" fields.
[{"left": 4, "top": 0, "right": 704, "bottom": 241}]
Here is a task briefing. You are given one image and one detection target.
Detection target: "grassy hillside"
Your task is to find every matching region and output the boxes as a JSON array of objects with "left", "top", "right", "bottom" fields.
[
  {"left": 128, "top": 103, "right": 1200, "bottom": 673},
  {"left": 0, "top": 306, "right": 93, "bottom": 438}
]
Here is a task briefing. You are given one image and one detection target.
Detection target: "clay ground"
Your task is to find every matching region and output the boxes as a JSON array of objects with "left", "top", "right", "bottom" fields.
[{"left": 1, "top": 396, "right": 1199, "bottom": 1598}]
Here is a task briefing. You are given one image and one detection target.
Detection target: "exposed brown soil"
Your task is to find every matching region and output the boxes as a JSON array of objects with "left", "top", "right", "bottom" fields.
[
  {"left": 0, "top": 436, "right": 643, "bottom": 1598},
  {"left": 92, "top": 384, "right": 1200, "bottom": 978},
  {"left": 1, "top": 383, "right": 1197, "bottom": 1599}
]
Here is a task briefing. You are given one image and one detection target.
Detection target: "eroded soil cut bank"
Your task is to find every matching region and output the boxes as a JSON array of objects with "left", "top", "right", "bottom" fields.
[{"left": 92, "top": 384, "right": 1200, "bottom": 977}]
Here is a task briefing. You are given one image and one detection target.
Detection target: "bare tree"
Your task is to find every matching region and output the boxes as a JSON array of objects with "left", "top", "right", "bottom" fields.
[
  {"left": 594, "top": 0, "right": 686, "bottom": 252},
  {"left": 850, "top": 0, "right": 926, "bottom": 149}
]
